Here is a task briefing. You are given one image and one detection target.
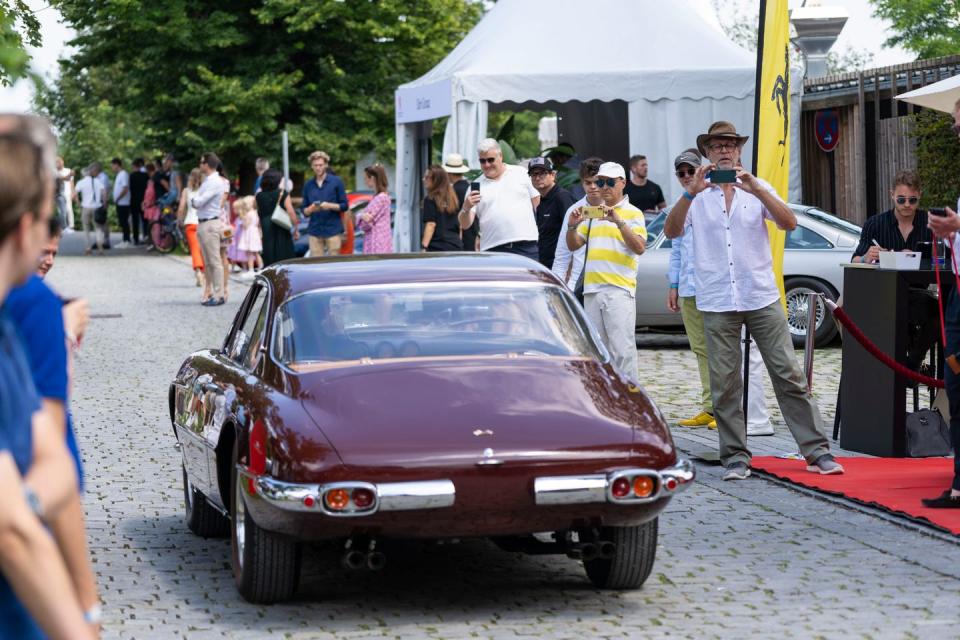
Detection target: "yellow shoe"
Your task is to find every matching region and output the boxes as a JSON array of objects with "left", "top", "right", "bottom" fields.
[
  {"left": 678, "top": 411, "right": 715, "bottom": 427},
  {"left": 707, "top": 418, "right": 717, "bottom": 429}
]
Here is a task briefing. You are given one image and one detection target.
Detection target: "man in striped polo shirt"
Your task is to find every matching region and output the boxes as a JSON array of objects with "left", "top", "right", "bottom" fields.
[{"left": 564, "top": 161, "right": 647, "bottom": 377}]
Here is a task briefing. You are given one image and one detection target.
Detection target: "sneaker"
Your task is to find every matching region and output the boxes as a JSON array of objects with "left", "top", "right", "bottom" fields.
[
  {"left": 747, "top": 423, "right": 775, "bottom": 436},
  {"left": 707, "top": 418, "right": 717, "bottom": 429},
  {"left": 723, "top": 462, "right": 751, "bottom": 481},
  {"left": 806, "top": 454, "right": 844, "bottom": 475},
  {"left": 921, "top": 490, "right": 960, "bottom": 509},
  {"left": 117, "top": 241, "right": 130, "bottom": 249},
  {"left": 678, "top": 411, "right": 715, "bottom": 428}
]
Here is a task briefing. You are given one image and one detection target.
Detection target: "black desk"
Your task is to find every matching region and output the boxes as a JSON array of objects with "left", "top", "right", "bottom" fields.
[{"left": 839, "top": 265, "right": 947, "bottom": 456}]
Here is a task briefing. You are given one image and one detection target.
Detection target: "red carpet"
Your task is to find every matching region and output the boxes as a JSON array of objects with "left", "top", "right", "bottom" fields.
[{"left": 750, "top": 457, "right": 960, "bottom": 536}]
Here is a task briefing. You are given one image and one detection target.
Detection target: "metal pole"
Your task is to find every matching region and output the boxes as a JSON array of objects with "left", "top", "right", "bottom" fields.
[
  {"left": 743, "top": 328, "right": 751, "bottom": 431},
  {"left": 803, "top": 292, "right": 819, "bottom": 391},
  {"left": 282, "top": 129, "right": 290, "bottom": 189}
]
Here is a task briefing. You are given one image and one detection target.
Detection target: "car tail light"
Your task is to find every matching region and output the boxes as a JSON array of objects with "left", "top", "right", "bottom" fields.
[
  {"left": 302, "top": 495, "right": 316, "bottom": 508},
  {"left": 633, "top": 476, "right": 654, "bottom": 498},
  {"left": 611, "top": 477, "right": 631, "bottom": 498},
  {"left": 352, "top": 488, "right": 375, "bottom": 508},
  {"left": 324, "top": 488, "right": 350, "bottom": 511},
  {"left": 664, "top": 477, "right": 679, "bottom": 492},
  {"left": 248, "top": 419, "right": 267, "bottom": 475}
]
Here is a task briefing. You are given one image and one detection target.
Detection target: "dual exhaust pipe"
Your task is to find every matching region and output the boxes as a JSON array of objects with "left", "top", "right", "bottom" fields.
[
  {"left": 341, "top": 539, "right": 386, "bottom": 571},
  {"left": 566, "top": 540, "right": 615, "bottom": 562}
]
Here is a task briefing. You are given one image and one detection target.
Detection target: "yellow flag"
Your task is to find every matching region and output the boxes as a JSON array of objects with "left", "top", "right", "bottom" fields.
[{"left": 753, "top": 0, "right": 791, "bottom": 311}]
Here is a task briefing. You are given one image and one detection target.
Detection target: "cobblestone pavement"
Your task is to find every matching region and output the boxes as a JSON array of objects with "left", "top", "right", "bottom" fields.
[{"left": 45, "top": 239, "right": 960, "bottom": 639}]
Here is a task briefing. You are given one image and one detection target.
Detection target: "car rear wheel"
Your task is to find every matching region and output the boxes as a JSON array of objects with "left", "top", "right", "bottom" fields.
[
  {"left": 183, "top": 464, "right": 228, "bottom": 538},
  {"left": 583, "top": 519, "right": 658, "bottom": 589},
  {"left": 230, "top": 440, "right": 301, "bottom": 603},
  {"left": 784, "top": 277, "right": 838, "bottom": 348}
]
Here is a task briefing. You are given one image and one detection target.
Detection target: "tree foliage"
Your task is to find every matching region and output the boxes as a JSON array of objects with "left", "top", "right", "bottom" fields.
[
  {"left": 0, "top": 0, "right": 42, "bottom": 85},
  {"left": 40, "top": 0, "right": 482, "bottom": 182},
  {"left": 911, "top": 109, "right": 960, "bottom": 209},
  {"left": 871, "top": 0, "right": 960, "bottom": 59}
]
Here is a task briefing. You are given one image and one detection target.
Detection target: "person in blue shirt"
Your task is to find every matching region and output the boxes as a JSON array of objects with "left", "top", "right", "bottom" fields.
[
  {"left": 0, "top": 114, "right": 94, "bottom": 639},
  {"left": 302, "top": 150, "right": 348, "bottom": 256},
  {"left": 6, "top": 214, "right": 100, "bottom": 623}
]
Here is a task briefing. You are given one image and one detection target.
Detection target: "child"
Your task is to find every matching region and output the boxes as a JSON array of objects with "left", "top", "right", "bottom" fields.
[
  {"left": 236, "top": 196, "right": 263, "bottom": 276},
  {"left": 228, "top": 196, "right": 250, "bottom": 272}
]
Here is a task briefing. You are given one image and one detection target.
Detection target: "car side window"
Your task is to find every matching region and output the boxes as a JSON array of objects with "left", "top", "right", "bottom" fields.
[
  {"left": 228, "top": 287, "right": 267, "bottom": 364},
  {"left": 242, "top": 302, "right": 270, "bottom": 371},
  {"left": 786, "top": 226, "right": 832, "bottom": 250}
]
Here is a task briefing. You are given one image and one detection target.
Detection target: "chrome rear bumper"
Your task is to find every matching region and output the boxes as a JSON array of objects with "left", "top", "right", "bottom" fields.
[{"left": 533, "top": 459, "right": 695, "bottom": 506}]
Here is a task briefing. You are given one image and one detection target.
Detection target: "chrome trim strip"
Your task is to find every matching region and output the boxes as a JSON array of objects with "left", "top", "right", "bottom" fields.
[
  {"left": 237, "top": 469, "right": 455, "bottom": 516},
  {"left": 532, "top": 459, "right": 696, "bottom": 506},
  {"left": 534, "top": 475, "right": 607, "bottom": 505},
  {"left": 377, "top": 480, "right": 456, "bottom": 511}
]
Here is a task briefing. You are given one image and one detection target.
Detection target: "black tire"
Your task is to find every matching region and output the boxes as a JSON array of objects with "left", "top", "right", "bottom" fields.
[
  {"left": 583, "top": 518, "right": 658, "bottom": 589},
  {"left": 183, "top": 464, "right": 229, "bottom": 538},
  {"left": 784, "top": 277, "right": 838, "bottom": 348},
  {"left": 150, "top": 221, "right": 176, "bottom": 253},
  {"left": 230, "top": 440, "right": 301, "bottom": 603}
]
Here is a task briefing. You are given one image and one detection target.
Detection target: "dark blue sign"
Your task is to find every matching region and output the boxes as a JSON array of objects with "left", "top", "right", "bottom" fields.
[{"left": 815, "top": 109, "right": 840, "bottom": 152}]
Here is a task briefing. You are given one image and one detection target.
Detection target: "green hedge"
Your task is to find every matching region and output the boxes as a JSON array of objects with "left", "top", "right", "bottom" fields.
[{"left": 912, "top": 110, "right": 960, "bottom": 209}]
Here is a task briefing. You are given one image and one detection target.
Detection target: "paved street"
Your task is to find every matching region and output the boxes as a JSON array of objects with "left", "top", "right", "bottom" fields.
[{"left": 46, "top": 239, "right": 960, "bottom": 639}]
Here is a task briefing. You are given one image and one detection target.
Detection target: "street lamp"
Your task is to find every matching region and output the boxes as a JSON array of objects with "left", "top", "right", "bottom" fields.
[{"left": 790, "top": 0, "right": 849, "bottom": 79}]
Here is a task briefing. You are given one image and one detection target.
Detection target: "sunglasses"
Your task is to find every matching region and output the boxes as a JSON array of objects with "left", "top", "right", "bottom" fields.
[
  {"left": 529, "top": 171, "right": 549, "bottom": 178},
  {"left": 708, "top": 142, "right": 738, "bottom": 152},
  {"left": 675, "top": 169, "right": 696, "bottom": 178},
  {"left": 478, "top": 157, "right": 498, "bottom": 165},
  {"left": 895, "top": 196, "right": 919, "bottom": 205},
  {"left": 595, "top": 177, "right": 620, "bottom": 188}
]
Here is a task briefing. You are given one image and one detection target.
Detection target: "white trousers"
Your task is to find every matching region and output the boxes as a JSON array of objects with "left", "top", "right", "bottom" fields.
[
  {"left": 585, "top": 287, "right": 637, "bottom": 379},
  {"left": 742, "top": 326, "right": 772, "bottom": 427}
]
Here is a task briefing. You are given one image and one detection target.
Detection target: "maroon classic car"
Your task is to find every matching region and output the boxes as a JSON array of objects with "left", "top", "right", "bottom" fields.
[{"left": 169, "top": 253, "right": 693, "bottom": 603}]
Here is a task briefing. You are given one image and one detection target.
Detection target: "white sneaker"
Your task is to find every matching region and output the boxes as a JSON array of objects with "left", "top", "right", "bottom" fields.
[
  {"left": 237, "top": 271, "right": 255, "bottom": 280},
  {"left": 116, "top": 241, "right": 130, "bottom": 249},
  {"left": 747, "top": 423, "right": 775, "bottom": 436}
]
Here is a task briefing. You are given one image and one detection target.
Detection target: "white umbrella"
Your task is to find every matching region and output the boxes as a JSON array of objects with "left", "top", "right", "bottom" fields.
[{"left": 896, "top": 73, "right": 960, "bottom": 114}]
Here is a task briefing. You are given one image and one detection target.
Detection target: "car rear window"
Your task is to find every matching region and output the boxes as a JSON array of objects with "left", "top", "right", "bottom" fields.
[{"left": 273, "top": 283, "right": 601, "bottom": 366}]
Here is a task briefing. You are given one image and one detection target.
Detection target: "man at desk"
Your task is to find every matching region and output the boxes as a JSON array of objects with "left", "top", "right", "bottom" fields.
[
  {"left": 851, "top": 170, "right": 931, "bottom": 263},
  {"left": 851, "top": 169, "right": 939, "bottom": 373}
]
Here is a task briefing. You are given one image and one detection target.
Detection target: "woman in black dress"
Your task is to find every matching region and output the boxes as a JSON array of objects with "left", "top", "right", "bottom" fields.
[
  {"left": 256, "top": 168, "right": 299, "bottom": 266},
  {"left": 420, "top": 165, "right": 462, "bottom": 252}
]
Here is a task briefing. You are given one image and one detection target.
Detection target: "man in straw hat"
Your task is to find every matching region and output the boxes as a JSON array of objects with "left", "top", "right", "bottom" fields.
[{"left": 664, "top": 120, "right": 842, "bottom": 481}]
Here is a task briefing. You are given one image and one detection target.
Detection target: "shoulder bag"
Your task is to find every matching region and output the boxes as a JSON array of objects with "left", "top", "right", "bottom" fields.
[
  {"left": 573, "top": 220, "right": 592, "bottom": 305},
  {"left": 270, "top": 190, "right": 292, "bottom": 231},
  {"left": 91, "top": 177, "right": 108, "bottom": 225},
  {"left": 905, "top": 408, "right": 952, "bottom": 457}
]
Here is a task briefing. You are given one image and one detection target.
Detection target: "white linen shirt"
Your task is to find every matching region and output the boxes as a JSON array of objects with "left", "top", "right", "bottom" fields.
[
  {"left": 551, "top": 196, "right": 588, "bottom": 288},
  {"left": 191, "top": 173, "right": 224, "bottom": 221},
  {"left": 475, "top": 164, "right": 539, "bottom": 251},
  {"left": 112, "top": 169, "right": 130, "bottom": 205},
  {"left": 686, "top": 178, "right": 784, "bottom": 313}
]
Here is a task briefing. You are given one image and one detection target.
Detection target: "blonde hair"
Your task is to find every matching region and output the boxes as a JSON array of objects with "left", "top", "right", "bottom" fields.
[
  {"left": 187, "top": 168, "right": 203, "bottom": 191},
  {"left": 308, "top": 150, "right": 330, "bottom": 164},
  {"left": 233, "top": 195, "right": 256, "bottom": 218}
]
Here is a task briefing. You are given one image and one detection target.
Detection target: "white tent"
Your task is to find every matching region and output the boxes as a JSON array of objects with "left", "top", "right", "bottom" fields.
[{"left": 393, "top": 0, "right": 801, "bottom": 251}]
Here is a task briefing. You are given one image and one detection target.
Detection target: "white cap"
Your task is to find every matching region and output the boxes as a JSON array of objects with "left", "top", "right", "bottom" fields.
[{"left": 596, "top": 162, "right": 626, "bottom": 180}]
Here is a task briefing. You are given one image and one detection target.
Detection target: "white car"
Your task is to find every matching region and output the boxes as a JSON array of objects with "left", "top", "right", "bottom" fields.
[{"left": 635, "top": 205, "right": 861, "bottom": 347}]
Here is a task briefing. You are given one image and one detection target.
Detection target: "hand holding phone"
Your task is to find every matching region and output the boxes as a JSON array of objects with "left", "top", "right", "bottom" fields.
[
  {"left": 929, "top": 207, "right": 947, "bottom": 217},
  {"left": 470, "top": 181, "right": 480, "bottom": 192},
  {"left": 709, "top": 169, "right": 737, "bottom": 184},
  {"left": 581, "top": 205, "right": 606, "bottom": 219}
]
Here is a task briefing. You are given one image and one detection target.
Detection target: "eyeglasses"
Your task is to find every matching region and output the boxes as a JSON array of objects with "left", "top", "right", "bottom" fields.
[
  {"left": 478, "top": 157, "right": 498, "bottom": 165},
  {"left": 708, "top": 142, "right": 738, "bottom": 152},
  {"left": 675, "top": 169, "right": 696, "bottom": 178},
  {"left": 595, "top": 178, "right": 620, "bottom": 188},
  {"left": 895, "top": 196, "right": 919, "bottom": 205},
  {"left": 529, "top": 171, "right": 549, "bottom": 179}
]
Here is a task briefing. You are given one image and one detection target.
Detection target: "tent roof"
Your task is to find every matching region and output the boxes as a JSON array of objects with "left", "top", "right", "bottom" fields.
[{"left": 400, "top": 0, "right": 757, "bottom": 104}]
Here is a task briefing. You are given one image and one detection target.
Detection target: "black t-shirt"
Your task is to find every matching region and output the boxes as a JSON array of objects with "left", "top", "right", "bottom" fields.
[
  {"left": 535, "top": 184, "right": 576, "bottom": 268},
  {"left": 153, "top": 170, "right": 169, "bottom": 200},
  {"left": 129, "top": 171, "right": 149, "bottom": 207},
  {"left": 453, "top": 179, "right": 479, "bottom": 251},
  {"left": 624, "top": 179, "right": 665, "bottom": 212},
  {"left": 423, "top": 196, "right": 463, "bottom": 251}
]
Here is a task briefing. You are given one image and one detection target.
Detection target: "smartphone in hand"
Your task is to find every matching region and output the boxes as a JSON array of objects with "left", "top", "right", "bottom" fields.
[
  {"left": 709, "top": 169, "right": 737, "bottom": 184},
  {"left": 929, "top": 207, "right": 948, "bottom": 217},
  {"left": 582, "top": 206, "right": 606, "bottom": 219},
  {"left": 470, "top": 182, "right": 480, "bottom": 192}
]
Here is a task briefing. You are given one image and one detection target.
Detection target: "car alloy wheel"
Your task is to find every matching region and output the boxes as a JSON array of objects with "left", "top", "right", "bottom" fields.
[
  {"left": 234, "top": 471, "right": 246, "bottom": 571},
  {"left": 784, "top": 277, "right": 838, "bottom": 348}
]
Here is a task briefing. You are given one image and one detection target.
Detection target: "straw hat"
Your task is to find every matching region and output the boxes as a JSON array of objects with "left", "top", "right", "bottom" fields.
[{"left": 442, "top": 153, "right": 470, "bottom": 174}]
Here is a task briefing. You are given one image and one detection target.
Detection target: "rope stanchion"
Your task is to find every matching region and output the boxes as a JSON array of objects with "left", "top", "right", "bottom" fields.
[{"left": 826, "top": 299, "right": 944, "bottom": 389}]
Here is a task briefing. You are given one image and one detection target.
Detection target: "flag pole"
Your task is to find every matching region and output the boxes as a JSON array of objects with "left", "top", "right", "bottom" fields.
[{"left": 743, "top": 0, "right": 769, "bottom": 431}]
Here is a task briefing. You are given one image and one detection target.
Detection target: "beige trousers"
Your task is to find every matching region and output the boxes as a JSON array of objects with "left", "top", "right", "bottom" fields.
[
  {"left": 309, "top": 234, "right": 341, "bottom": 256},
  {"left": 197, "top": 220, "right": 225, "bottom": 298}
]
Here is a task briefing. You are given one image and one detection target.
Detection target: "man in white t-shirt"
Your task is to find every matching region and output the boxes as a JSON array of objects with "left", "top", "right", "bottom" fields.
[
  {"left": 459, "top": 138, "right": 540, "bottom": 260},
  {"left": 74, "top": 163, "right": 108, "bottom": 256},
  {"left": 111, "top": 158, "right": 131, "bottom": 247}
]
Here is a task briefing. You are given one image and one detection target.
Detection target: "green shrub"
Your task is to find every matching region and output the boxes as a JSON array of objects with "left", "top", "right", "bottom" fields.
[{"left": 911, "top": 109, "right": 960, "bottom": 209}]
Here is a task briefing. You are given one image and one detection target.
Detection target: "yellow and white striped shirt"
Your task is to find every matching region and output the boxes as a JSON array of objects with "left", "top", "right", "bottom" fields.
[{"left": 576, "top": 197, "right": 646, "bottom": 295}]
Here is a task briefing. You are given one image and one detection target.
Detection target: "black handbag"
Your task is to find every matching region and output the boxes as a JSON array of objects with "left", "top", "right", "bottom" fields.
[
  {"left": 905, "top": 408, "right": 952, "bottom": 457},
  {"left": 573, "top": 219, "right": 592, "bottom": 305}
]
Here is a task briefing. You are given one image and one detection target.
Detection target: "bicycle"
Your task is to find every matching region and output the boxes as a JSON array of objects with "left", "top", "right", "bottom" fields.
[{"left": 149, "top": 205, "right": 184, "bottom": 254}]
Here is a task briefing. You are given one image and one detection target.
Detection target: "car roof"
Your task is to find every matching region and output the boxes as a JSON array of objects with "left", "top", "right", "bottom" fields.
[{"left": 262, "top": 253, "right": 560, "bottom": 297}]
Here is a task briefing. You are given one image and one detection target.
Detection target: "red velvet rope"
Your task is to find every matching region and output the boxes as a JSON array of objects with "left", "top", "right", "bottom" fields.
[{"left": 828, "top": 302, "right": 944, "bottom": 388}]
